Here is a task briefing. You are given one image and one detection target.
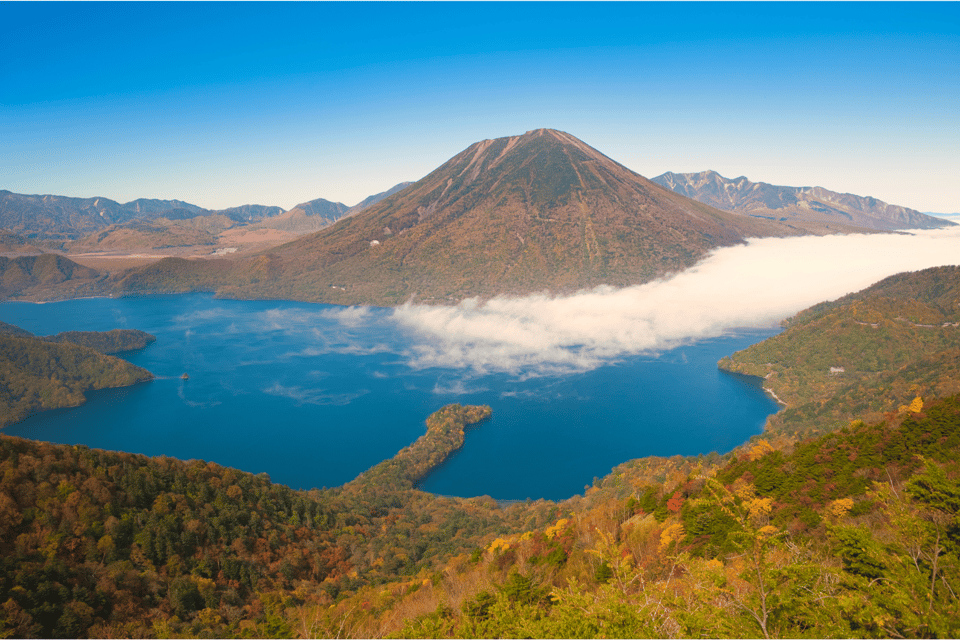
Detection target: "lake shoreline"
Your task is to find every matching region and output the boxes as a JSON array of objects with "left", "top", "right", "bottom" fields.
[{"left": 0, "top": 293, "right": 782, "bottom": 501}]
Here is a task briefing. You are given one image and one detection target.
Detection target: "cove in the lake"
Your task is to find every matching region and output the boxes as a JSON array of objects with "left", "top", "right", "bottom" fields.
[{"left": 0, "top": 294, "right": 780, "bottom": 501}]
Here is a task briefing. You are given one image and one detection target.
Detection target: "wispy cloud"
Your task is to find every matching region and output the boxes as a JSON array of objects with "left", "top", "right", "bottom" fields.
[
  {"left": 111, "top": 309, "right": 129, "bottom": 327},
  {"left": 172, "top": 308, "right": 226, "bottom": 329},
  {"left": 262, "top": 383, "right": 369, "bottom": 406},
  {"left": 295, "top": 343, "right": 394, "bottom": 358},
  {"left": 177, "top": 382, "right": 222, "bottom": 408},
  {"left": 392, "top": 228, "right": 960, "bottom": 376},
  {"left": 318, "top": 305, "right": 375, "bottom": 327},
  {"left": 431, "top": 379, "right": 490, "bottom": 396}
]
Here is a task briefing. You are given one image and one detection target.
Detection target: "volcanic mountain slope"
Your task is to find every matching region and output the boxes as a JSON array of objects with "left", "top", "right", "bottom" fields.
[
  {"left": 653, "top": 170, "right": 952, "bottom": 231},
  {"left": 119, "top": 129, "right": 808, "bottom": 305}
]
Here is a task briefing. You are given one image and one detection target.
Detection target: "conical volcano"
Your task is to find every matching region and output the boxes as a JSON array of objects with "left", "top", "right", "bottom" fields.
[{"left": 118, "top": 129, "right": 800, "bottom": 304}]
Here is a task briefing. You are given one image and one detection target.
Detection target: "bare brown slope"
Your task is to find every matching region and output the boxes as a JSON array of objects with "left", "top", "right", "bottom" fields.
[{"left": 116, "top": 129, "right": 805, "bottom": 305}]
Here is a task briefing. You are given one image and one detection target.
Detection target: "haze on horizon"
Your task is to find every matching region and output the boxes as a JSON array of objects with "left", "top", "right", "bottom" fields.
[{"left": 2, "top": 2, "right": 958, "bottom": 214}]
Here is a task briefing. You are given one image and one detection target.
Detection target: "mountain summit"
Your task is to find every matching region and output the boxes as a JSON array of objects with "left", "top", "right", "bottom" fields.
[{"left": 156, "top": 129, "right": 795, "bottom": 304}]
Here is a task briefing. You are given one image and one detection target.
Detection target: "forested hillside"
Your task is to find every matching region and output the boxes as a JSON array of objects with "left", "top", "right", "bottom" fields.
[
  {"left": 2, "top": 396, "right": 957, "bottom": 638},
  {"left": 0, "top": 405, "right": 558, "bottom": 638},
  {"left": 0, "top": 254, "right": 108, "bottom": 300},
  {"left": 382, "top": 395, "right": 960, "bottom": 639},
  {"left": 42, "top": 329, "right": 156, "bottom": 355},
  {"left": 0, "top": 332, "right": 153, "bottom": 428},
  {"left": 720, "top": 265, "right": 960, "bottom": 437}
]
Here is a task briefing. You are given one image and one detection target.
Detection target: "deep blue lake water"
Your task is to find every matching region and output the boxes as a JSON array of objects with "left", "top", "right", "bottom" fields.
[{"left": 0, "top": 294, "right": 779, "bottom": 500}]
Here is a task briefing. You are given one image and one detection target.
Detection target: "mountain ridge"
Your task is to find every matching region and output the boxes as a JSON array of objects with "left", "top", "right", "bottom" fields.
[{"left": 652, "top": 170, "right": 952, "bottom": 231}]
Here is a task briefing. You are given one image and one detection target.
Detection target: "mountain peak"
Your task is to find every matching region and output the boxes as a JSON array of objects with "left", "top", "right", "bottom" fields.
[{"left": 159, "top": 130, "right": 797, "bottom": 305}]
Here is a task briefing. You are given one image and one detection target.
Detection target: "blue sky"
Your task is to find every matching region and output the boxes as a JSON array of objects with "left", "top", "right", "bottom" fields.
[{"left": 2, "top": 2, "right": 958, "bottom": 212}]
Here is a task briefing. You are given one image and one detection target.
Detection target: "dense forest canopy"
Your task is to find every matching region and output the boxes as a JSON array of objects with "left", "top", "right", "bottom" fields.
[
  {"left": 0, "top": 329, "right": 153, "bottom": 428},
  {"left": 1, "top": 396, "right": 958, "bottom": 638}
]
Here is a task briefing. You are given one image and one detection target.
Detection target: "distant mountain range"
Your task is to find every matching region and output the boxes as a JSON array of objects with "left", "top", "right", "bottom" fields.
[
  {"left": 243, "top": 183, "right": 413, "bottom": 237},
  {"left": 651, "top": 170, "right": 952, "bottom": 231},
  {"left": 0, "top": 183, "right": 411, "bottom": 249},
  {"left": 0, "top": 191, "right": 206, "bottom": 243}
]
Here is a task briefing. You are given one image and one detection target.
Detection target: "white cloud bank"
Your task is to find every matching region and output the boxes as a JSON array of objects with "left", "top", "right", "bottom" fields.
[{"left": 392, "top": 228, "right": 960, "bottom": 376}]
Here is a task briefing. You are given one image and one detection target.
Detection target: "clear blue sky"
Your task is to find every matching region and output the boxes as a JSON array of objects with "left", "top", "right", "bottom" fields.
[{"left": 2, "top": 2, "right": 958, "bottom": 212}]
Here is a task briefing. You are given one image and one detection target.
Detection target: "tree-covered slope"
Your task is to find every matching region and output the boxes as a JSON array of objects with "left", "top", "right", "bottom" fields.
[
  {"left": 378, "top": 395, "right": 960, "bottom": 640},
  {"left": 3, "top": 392, "right": 959, "bottom": 638},
  {"left": 719, "top": 265, "right": 960, "bottom": 436},
  {"left": 5, "top": 267, "right": 960, "bottom": 638},
  {"left": 0, "top": 405, "right": 557, "bottom": 638},
  {"left": 0, "top": 332, "right": 154, "bottom": 427},
  {"left": 43, "top": 329, "right": 156, "bottom": 354}
]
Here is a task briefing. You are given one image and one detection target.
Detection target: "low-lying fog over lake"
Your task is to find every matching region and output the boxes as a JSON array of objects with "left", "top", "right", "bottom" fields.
[{"left": 4, "top": 229, "right": 960, "bottom": 499}]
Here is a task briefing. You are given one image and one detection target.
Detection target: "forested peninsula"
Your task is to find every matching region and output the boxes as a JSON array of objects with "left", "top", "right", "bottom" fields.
[{"left": 0, "top": 324, "right": 154, "bottom": 427}]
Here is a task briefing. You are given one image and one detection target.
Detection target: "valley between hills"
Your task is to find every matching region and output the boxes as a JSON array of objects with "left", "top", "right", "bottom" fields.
[{"left": 1, "top": 130, "right": 959, "bottom": 638}]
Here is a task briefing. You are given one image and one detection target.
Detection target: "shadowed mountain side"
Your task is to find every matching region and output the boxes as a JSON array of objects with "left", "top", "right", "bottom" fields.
[
  {"left": 653, "top": 170, "right": 953, "bottom": 231},
  {"left": 0, "top": 229, "right": 44, "bottom": 255},
  {"left": 114, "top": 130, "right": 810, "bottom": 305},
  {"left": 0, "top": 254, "right": 109, "bottom": 300}
]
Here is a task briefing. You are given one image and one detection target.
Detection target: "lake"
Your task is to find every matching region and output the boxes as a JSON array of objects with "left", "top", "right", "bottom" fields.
[{"left": 0, "top": 294, "right": 780, "bottom": 500}]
